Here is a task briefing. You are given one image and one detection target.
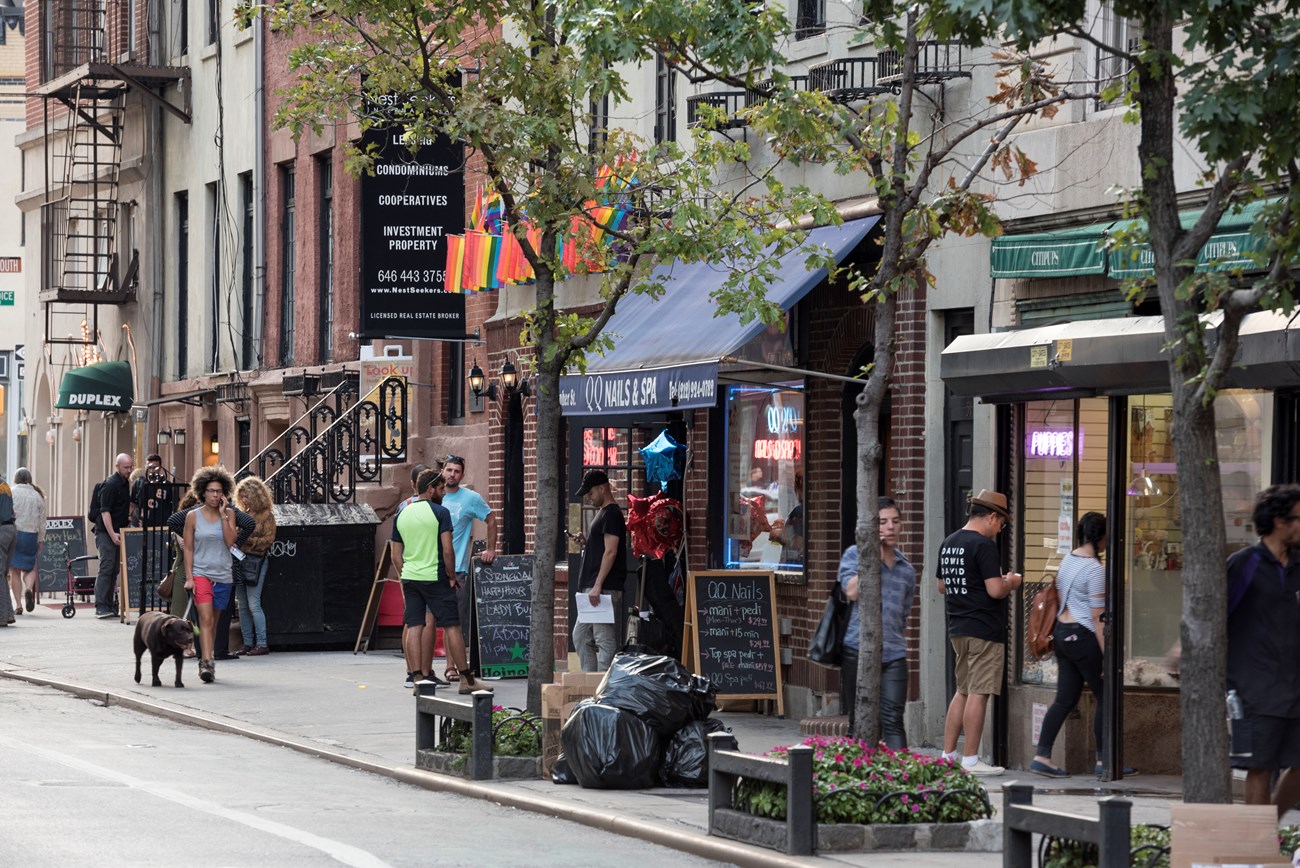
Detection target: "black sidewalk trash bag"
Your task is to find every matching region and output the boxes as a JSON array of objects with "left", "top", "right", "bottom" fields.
[
  {"left": 595, "top": 652, "right": 718, "bottom": 735},
  {"left": 550, "top": 753, "right": 577, "bottom": 785},
  {"left": 561, "top": 700, "right": 662, "bottom": 789},
  {"left": 659, "top": 718, "right": 730, "bottom": 788}
]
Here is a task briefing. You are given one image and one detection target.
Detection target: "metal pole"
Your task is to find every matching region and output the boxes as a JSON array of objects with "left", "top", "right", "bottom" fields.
[
  {"left": 786, "top": 744, "right": 815, "bottom": 856},
  {"left": 470, "top": 691, "right": 493, "bottom": 781},
  {"left": 1103, "top": 395, "right": 1128, "bottom": 781},
  {"left": 1097, "top": 796, "right": 1133, "bottom": 868},
  {"left": 706, "top": 732, "right": 739, "bottom": 833},
  {"left": 1002, "top": 782, "right": 1034, "bottom": 868}
]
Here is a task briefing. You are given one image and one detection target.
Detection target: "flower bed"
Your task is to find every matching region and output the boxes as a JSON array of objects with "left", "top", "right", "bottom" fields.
[
  {"left": 416, "top": 705, "right": 543, "bottom": 780},
  {"left": 735, "top": 736, "right": 994, "bottom": 825},
  {"left": 1043, "top": 823, "right": 1300, "bottom": 868}
]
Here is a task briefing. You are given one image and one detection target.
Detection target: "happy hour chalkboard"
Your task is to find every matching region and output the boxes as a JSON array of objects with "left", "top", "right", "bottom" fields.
[
  {"left": 685, "top": 570, "right": 783, "bottom": 714},
  {"left": 118, "top": 527, "right": 172, "bottom": 619},
  {"left": 474, "top": 554, "right": 534, "bottom": 678},
  {"left": 38, "top": 517, "right": 89, "bottom": 593}
]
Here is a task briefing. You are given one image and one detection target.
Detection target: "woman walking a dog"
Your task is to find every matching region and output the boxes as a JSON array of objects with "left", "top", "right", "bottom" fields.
[
  {"left": 181, "top": 467, "right": 239, "bottom": 683},
  {"left": 233, "top": 476, "right": 276, "bottom": 656}
]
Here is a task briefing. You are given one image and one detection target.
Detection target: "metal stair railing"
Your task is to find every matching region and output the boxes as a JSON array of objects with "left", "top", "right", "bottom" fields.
[{"left": 245, "top": 375, "right": 408, "bottom": 505}]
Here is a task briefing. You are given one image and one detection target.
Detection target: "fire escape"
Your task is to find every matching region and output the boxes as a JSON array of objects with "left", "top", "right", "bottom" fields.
[{"left": 37, "top": 0, "right": 190, "bottom": 354}]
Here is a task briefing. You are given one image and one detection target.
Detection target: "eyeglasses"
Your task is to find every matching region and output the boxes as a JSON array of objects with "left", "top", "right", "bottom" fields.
[
  {"left": 444, "top": 455, "right": 465, "bottom": 467},
  {"left": 204, "top": 488, "right": 224, "bottom": 495}
]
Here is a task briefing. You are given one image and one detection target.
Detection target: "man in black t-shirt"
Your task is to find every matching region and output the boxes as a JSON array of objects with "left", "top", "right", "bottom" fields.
[
  {"left": 935, "top": 489, "right": 1021, "bottom": 776},
  {"left": 569, "top": 470, "right": 627, "bottom": 672},
  {"left": 132, "top": 454, "right": 176, "bottom": 528},
  {"left": 94, "top": 453, "right": 134, "bottom": 618}
]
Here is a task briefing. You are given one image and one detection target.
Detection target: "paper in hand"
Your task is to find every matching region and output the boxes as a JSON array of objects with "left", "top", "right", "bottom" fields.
[{"left": 575, "top": 593, "right": 615, "bottom": 624}]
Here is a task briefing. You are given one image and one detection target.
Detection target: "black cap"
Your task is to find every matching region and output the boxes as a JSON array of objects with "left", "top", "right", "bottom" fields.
[{"left": 574, "top": 469, "right": 609, "bottom": 497}]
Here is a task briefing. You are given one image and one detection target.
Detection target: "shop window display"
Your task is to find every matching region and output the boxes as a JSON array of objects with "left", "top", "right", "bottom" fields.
[
  {"left": 724, "top": 384, "right": 806, "bottom": 577},
  {"left": 1123, "top": 391, "right": 1270, "bottom": 687}
]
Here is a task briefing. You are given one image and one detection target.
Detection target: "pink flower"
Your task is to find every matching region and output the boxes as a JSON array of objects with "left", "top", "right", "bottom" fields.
[
  {"left": 834, "top": 754, "right": 844, "bottom": 763},
  {"left": 853, "top": 757, "right": 864, "bottom": 768}
]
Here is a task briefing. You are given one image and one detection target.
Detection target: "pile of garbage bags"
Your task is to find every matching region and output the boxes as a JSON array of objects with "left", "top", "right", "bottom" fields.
[{"left": 553, "top": 652, "right": 730, "bottom": 789}]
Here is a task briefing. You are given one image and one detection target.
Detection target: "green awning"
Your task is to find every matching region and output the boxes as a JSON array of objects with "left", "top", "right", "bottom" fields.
[
  {"left": 1109, "top": 198, "right": 1274, "bottom": 279},
  {"left": 989, "top": 220, "right": 1114, "bottom": 279},
  {"left": 55, "top": 361, "right": 135, "bottom": 412}
]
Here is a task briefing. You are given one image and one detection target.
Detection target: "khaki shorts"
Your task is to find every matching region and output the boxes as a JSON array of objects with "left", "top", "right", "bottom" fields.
[{"left": 950, "top": 636, "right": 1005, "bottom": 696}]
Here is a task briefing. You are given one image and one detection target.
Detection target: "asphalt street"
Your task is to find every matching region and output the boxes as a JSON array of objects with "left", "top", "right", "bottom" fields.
[{"left": 0, "top": 680, "right": 727, "bottom": 867}]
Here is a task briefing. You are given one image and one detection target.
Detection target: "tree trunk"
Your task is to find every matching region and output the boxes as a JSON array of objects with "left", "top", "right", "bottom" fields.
[
  {"left": 850, "top": 291, "right": 896, "bottom": 743},
  {"left": 1137, "top": 9, "right": 1231, "bottom": 804},
  {"left": 528, "top": 270, "right": 561, "bottom": 716}
]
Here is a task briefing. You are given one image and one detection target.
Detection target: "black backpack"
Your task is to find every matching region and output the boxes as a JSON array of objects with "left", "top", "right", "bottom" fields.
[{"left": 87, "top": 480, "right": 105, "bottom": 530}]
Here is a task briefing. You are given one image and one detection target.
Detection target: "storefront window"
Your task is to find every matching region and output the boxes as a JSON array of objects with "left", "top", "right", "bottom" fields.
[
  {"left": 1019, "top": 398, "right": 1109, "bottom": 684},
  {"left": 1123, "top": 391, "right": 1271, "bottom": 686},
  {"left": 724, "top": 383, "right": 805, "bottom": 577},
  {"left": 1017, "top": 391, "right": 1273, "bottom": 687}
]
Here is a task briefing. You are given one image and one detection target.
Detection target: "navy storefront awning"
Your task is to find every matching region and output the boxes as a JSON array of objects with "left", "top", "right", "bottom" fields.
[{"left": 559, "top": 217, "right": 879, "bottom": 416}]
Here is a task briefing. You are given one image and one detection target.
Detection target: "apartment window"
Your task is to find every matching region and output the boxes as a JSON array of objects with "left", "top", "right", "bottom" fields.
[
  {"left": 318, "top": 157, "right": 335, "bottom": 363},
  {"left": 280, "top": 166, "right": 296, "bottom": 367},
  {"left": 795, "top": 0, "right": 825, "bottom": 39},
  {"left": 449, "top": 341, "right": 466, "bottom": 421},
  {"left": 208, "top": 0, "right": 219, "bottom": 44},
  {"left": 240, "top": 172, "right": 255, "bottom": 370},
  {"left": 176, "top": 192, "right": 189, "bottom": 378},
  {"left": 207, "top": 181, "right": 221, "bottom": 373},
  {"left": 654, "top": 54, "right": 677, "bottom": 145},
  {"left": 1096, "top": 3, "right": 1141, "bottom": 109},
  {"left": 178, "top": 0, "right": 188, "bottom": 56}
]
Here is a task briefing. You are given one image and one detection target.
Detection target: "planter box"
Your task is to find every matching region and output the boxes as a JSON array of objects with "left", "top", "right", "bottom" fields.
[
  {"left": 416, "top": 749, "right": 542, "bottom": 781},
  {"left": 711, "top": 808, "right": 1002, "bottom": 853}
]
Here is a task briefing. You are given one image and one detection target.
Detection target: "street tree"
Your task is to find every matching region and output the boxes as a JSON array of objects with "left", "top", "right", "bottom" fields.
[
  {"left": 242, "top": 0, "right": 839, "bottom": 712},
  {"left": 714, "top": 8, "right": 1090, "bottom": 744},
  {"left": 947, "top": 0, "right": 1300, "bottom": 801}
]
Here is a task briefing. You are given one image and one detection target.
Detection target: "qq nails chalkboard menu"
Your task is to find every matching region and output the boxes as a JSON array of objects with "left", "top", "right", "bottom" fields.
[{"left": 685, "top": 570, "right": 783, "bottom": 716}]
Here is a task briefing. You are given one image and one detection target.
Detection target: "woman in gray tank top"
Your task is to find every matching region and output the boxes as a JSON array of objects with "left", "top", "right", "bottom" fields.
[
  {"left": 182, "top": 466, "right": 238, "bottom": 683},
  {"left": 1030, "top": 511, "right": 1130, "bottom": 778}
]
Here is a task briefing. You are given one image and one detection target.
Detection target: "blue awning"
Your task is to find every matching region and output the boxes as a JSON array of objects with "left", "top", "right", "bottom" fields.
[{"left": 559, "top": 216, "right": 879, "bottom": 416}]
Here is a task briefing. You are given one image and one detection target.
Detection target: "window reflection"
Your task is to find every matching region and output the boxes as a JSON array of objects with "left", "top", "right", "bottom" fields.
[{"left": 724, "top": 384, "right": 805, "bottom": 574}]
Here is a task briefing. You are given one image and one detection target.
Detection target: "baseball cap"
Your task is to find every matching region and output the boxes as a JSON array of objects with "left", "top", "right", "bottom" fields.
[{"left": 574, "top": 469, "right": 609, "bottom": 497}]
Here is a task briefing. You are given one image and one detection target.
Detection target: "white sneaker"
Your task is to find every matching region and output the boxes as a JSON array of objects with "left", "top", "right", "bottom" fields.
[{"left": 963, "top": 759, "right": 1005, "bottom": 777}]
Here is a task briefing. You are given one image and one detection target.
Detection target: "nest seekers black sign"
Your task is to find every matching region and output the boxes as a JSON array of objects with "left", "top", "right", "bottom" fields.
[{"left": 359, "top": 127, "right": 466, "bottom": 340}]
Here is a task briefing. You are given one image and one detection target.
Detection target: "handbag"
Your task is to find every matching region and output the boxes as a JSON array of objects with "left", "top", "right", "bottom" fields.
[
  {"left": 809, "top": 584, "right": 851, "bottom": 666},
  {"left": 158, "top": 550, "right": 182, "bottom": 601},
  {"left": 239, "top": 554, "right": 263, "bottom": 587}
]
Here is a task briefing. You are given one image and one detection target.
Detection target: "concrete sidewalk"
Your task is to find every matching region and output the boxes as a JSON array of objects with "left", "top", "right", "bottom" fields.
[{"left": 0, "top": 604, "right": 1188, "bottom": 866}]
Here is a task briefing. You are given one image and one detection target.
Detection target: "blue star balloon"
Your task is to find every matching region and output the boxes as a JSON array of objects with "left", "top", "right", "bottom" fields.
[{"left": 641, "top": 430, "right": 684, "bottom": 490}]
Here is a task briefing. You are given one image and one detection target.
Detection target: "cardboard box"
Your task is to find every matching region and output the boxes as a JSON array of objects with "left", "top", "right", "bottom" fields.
[
  {"left": 560, "top": 671, "right": 606, "bottom": 691},
  {"left": 541, "top": 683, "right": 566, "bottom": 720},
  {"left": 1170, "top": 804, "right": 1287, "bottom": 868},
  {"left": 541, "top": 716, "right": 563, "bottom": 778}
]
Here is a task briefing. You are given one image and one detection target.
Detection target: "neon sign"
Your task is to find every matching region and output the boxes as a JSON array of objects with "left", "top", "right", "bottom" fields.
[
  {"left": 1026, "top": 429, "right": 1079, "bottom": 459},
  {"left": 754, "top": 439, "right": 802, "bottom": 461},
  {"left": 583, "top": 427, "right": 620, "bottom": 467}
]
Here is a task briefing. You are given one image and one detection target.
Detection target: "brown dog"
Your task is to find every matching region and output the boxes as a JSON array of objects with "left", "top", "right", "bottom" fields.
[{"left": 133, "top": 611, "right": 195, "bottom": 688}]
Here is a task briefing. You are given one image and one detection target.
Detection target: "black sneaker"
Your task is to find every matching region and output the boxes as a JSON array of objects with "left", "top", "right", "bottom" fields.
[
  {"left": 403, "top": 671, "right": 416, "bottom": 689},
  {"left": 418, "top": 673, "right": 451, "bottom": 687},
  {"left": 199, "top": 660, "right": 215, "bottom": 683},
  {"left": 95, "top": 610, "right": 117, "bottom": 619}
]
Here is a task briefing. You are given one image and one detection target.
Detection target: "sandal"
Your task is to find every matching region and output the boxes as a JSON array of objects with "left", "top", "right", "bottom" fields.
[{"left": 444, "top": 666, "right": 460, "bottom": 682}]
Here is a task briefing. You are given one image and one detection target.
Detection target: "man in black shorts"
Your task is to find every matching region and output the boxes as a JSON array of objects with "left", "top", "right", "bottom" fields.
[
  {"left": 1228, "top": 484, "right": 1300, "bottom": 815},
  {"left": 391, "top": 470, "right": 491, "bottom": 695}
]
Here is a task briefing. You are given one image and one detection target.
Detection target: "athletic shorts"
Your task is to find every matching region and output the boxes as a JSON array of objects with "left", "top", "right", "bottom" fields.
[
  {"left": 1231, "top": 713, "right": 1300, "bottom": 770},
  {"left": 192, "top": 576, "right": 233, "bottom": 611},
  {"left": 950, "top": 635, "right": 1005, "bottom": 696},
  {"left": 402, "top": 579, "right": 459, "bottom": 628}
]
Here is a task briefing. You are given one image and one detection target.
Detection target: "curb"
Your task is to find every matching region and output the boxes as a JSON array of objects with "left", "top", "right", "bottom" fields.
[{"left": 1, "top": 668, "right": 817, "bottom": 867}]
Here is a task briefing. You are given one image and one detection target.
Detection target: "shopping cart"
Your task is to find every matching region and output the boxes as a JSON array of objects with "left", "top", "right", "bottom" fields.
[{"left": 63, "top": 554, "right": 99, "bottom": 619}]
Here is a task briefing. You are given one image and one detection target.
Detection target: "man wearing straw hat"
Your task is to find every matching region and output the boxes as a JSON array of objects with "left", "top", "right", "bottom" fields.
[{"left": 936, "top": 489, "right": 1021, "bottom": 776}]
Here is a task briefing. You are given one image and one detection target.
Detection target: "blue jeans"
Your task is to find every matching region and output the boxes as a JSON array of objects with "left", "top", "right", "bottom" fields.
[
  {"left": 235, "top": 555, "right": 269, "bottom": 647},
  {"left": 841, "top": 649, "right": 909, "bottom": 750}
]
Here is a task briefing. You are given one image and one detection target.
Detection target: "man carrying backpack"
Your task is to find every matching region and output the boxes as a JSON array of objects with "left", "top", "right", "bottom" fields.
[
  {"left": 1228, "top": 484, "right": 1300, "bottom": 816},
  {"left": 92, "top": 453, "right": 134, "bottom": 619}
]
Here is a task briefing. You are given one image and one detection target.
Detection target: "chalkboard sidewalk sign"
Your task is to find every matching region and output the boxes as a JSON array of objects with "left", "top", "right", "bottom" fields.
[
  {"left": 684, "top": 570, "right": 784, "bottom": 716},
  {"left": 38, "top": 517, "right": 88, "bottom": 594},
  {"left": 474, "top": 554, "right": 534, "bottom": 678},
  {"left": 118, "top": 527, "right": 171, "bottom": 622}
]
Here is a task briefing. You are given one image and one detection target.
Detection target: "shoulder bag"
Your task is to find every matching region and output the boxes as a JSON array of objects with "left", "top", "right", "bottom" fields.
[{"left": 809, "top": 584, "right": 851, "bottom": 666}]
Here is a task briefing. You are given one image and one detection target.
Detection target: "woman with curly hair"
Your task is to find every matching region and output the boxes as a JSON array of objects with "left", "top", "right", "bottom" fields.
[
  {"left": 181, "top": 466, "right": 238, "bottom": 683},
  {"left": 233, "top": 476, "right": 276, "bottom": 656}
]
